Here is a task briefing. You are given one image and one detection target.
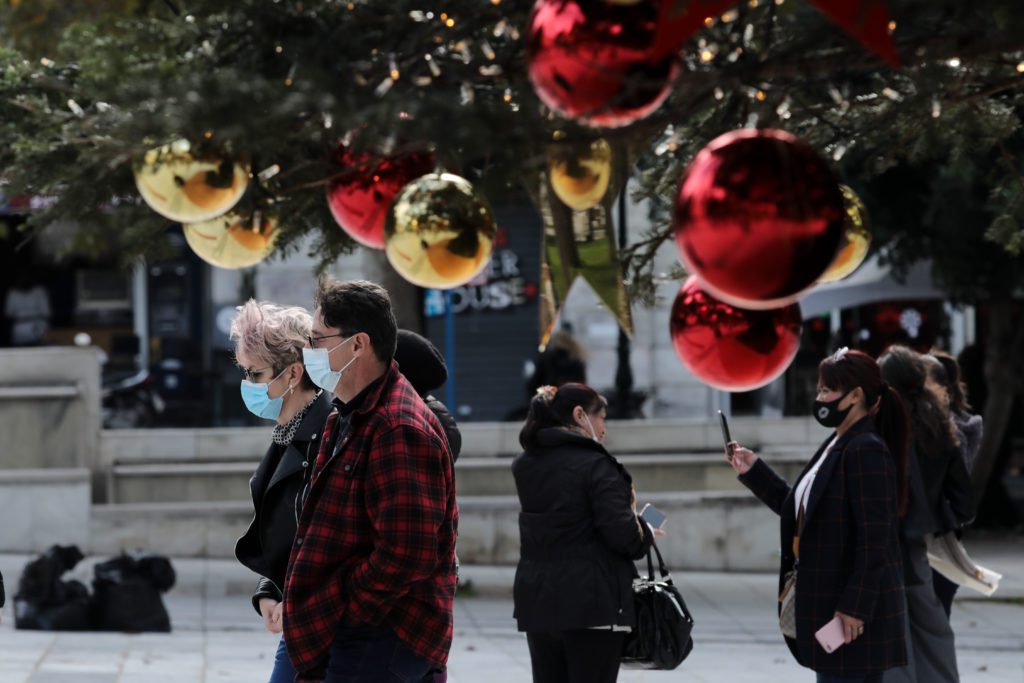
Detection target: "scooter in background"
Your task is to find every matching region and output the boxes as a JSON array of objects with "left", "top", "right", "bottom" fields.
[{"left": 101, "top": 369, "right": 166, "bottom": 429}]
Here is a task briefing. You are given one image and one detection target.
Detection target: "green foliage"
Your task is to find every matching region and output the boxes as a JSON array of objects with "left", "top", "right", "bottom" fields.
[{"left": 2, "top": 0, "right": 1024, "bottom": 292}]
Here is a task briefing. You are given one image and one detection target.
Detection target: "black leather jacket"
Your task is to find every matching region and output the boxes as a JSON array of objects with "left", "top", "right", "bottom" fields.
[{"left": 234, "top": 392, "right": 332, "bottom": 614}]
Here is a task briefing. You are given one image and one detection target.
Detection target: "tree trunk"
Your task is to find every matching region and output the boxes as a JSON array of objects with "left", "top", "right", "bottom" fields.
[
  {"left": 971, "top": 297, "right": 1024, "bottom": 504},
  {"left": 362, "top": 250, "right": 423, "bottom": 333}
]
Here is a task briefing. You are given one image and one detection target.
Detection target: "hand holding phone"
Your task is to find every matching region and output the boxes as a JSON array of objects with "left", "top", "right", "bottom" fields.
[
  {"left": 640, "top": 503, "right": 668, "bottom": 530},
  {"left": 815, "top": 615, "right": 846, "bottom": 654}
]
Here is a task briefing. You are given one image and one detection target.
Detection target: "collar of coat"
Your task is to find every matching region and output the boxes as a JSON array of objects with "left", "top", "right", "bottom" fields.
[
  {"left": 330, "top": 360, "right": 401, "bottom": 419},
  {"left": 789, "top": 414, "right": 879, "bottom": 527},
  {"left": 292, "top": 391, "right": 333, "bottom": 441},
  {"left": 535, "top": 426, "right": 609, "bottom": 454}
]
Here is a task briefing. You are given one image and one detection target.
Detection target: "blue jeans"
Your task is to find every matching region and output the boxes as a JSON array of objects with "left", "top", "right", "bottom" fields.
[
  {"left": 268, "top": 636, "right": 296, "bottom": 683},
  {"left": 817, "top": 674, "right": 883, "bottom": 683},
  {"left": 323, "top": 621, "right": 437, "bottom": 683}
]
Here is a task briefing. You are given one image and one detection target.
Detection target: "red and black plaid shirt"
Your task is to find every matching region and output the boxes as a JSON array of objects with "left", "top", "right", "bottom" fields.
[{"left": 283, "top": 361, "right": 458, "bottom": 680}]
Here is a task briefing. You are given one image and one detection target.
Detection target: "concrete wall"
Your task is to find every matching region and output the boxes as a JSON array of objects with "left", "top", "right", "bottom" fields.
[
  {"left": 0, "top": 347, "right": 101, "bottom": 469},
  {"left": 0, "top": 468, "right": 91, "bottom": 553}
]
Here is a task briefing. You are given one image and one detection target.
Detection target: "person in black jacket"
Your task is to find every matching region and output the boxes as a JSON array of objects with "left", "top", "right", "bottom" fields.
[
  {"left": 727, "top": 349, "right": 909, "bottom": 683},
  {"left": 879, "top": 346, "right": 974, "bottom": 683},
  {"left": 1, "top": 568, "right": 5, "bottom": 625},
  {"left": 394, "top": 329, "right": 461, "bottom": 460},
  {"left": 513, "top": 382, "right": 655, "bottom": 683},
  {"left": 927, "top": 350, "right": 983, "bottom": 616},
  {"left": 229, "top": 300, "right": 332, "bottom": 683}
]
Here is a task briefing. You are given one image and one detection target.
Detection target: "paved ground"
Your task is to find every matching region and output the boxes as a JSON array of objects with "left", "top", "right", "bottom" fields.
[{"left": 0, "top": 538, "right": 1021, "bottom": 682}]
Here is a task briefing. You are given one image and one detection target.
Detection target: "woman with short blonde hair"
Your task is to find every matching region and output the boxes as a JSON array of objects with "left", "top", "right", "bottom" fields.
[{"left": 230, "top": 299, "right": 332, "bottom": 683}]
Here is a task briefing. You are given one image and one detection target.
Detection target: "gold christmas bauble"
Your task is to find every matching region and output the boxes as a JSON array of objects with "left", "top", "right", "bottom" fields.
[
  {"left": 384, "top": 173, "right": 496, "bottom": 289},
  {"left": 134, "top": 140, "right": 249, "bottom": 223},
  {"left": 818, "top": 185, "right": 872, "bottom": 283},
  {"left": 548, "top": 139, "right": 613, "bottom": 211},
  {"left": 182, "top": 212, "right": 277, "bottom": 269}
]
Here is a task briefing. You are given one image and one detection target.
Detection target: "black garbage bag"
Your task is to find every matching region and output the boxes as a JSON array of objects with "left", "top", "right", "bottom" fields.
[
  {"left": 14, "top": 545, "right": 93, "bottom": 631},
  {"left": 92, "top": 553, "right": 175, "bottom": 632}
]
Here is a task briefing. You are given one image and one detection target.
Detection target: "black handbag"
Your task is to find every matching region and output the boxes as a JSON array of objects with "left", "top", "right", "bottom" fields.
[{"left": 621, "top": 539, "right": 695, "bottom": 670}]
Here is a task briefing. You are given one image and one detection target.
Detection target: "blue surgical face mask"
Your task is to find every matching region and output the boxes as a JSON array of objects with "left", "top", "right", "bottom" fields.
[
  {"left": 302, "top": 335, "right": 357, "bottom": 394},
  {"left": 240, "top": 367, "right": 291, "bottom": 420}
]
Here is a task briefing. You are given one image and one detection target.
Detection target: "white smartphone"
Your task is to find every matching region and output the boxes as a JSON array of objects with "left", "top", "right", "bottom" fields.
[
  {"left": 814, "top": 615, "right": 846, "bottom": 654},
  {"left": 640, "top": 503, "right": 668, "bottom": 530}
]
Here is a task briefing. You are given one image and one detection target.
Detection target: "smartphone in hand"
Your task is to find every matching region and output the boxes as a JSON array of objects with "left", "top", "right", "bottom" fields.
[
  {"left": 640, "top": 503, "right": 668, "bottom": 530},
  {"left": 815, "top": 615, "right": 846, "bottom": 653},
  {"left": 718, "top": 410, "right": 734, "bottom": 456}
]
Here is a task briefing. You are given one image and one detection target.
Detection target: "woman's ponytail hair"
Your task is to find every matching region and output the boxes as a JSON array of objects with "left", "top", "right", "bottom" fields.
[
  {"left": 874, "top": 383, "right": 911, "bottom": 515},
  {"left": 519, "top": 382, "right": 605, "bottom": 451}
]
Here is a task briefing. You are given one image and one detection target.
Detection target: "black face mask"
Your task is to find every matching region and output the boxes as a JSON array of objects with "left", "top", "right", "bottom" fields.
[{"left": 813, "top": 391, "right": 852, "bottom": 428}]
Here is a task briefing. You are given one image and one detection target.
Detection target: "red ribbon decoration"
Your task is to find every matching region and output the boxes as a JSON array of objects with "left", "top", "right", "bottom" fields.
[
  {"left": 651, "top": 0, "right": 900, "bottom": 68},
  {"left": 806, "top": 0, "right": 900, "bottom": 68}
]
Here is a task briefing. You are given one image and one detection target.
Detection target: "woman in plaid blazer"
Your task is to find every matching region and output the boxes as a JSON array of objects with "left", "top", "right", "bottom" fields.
[{"left": 727, "top": 349, "right": 910, "bottom": 683}]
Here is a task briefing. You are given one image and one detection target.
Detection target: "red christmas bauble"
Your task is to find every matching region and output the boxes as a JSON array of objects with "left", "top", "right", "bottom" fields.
[
  {"left": 326, "top": 145, "right": 435, "bottom": 249},
  {"left": 674, "top": 129, "right": 844, "bottom": 309},
  {"left": 527, "top": 0, "right": 678, "bottom": 128},
  {"left": 670, "top": 276, "right": 802, "bottom": 392}
]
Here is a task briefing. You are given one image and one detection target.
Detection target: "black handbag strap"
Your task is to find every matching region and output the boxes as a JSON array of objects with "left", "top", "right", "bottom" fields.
[{"left": 644, "top": 538, "right": 671, "bottom": 581}]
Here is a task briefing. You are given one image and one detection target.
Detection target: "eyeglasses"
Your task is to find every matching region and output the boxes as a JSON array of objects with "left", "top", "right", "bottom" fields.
[
  {"left": 307, "top": 331, "right": 355, "bottom": 348},
  {"left": 241, "top": 365, "right": 272, "bottom": 382}
]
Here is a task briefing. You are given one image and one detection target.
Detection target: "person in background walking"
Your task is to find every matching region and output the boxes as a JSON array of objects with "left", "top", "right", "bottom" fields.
[
  {"left": 394, "top": 329, "right": 461, "bottom": 461},
  {"left": 726, "top": 348, "right": 909, "bottom": 683},
  {"left": 286, "top": 279, "right": 457, "bottom": 682},
  {"left": 879, "top": 345, "right": 974, "bottom": 683},
  {"left": 925, "top": 350, "right": 984, "bottom": 616},
  {"left": 513, "top": 382, "right": 655, "bottom": 683},
  {"left": 929, "top": 350, "right": 983, "bottom": 473},
  {"left": 3, "top": 274, "right": 50, "bottom": 346},
  {"left": 229, "top": 300, "right": 332, "bottom": 683}
]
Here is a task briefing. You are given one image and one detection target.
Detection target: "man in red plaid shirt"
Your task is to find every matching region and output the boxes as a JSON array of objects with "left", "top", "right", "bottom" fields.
[{"left": 284, "top": 279, "right": 458, "bottom": 682}]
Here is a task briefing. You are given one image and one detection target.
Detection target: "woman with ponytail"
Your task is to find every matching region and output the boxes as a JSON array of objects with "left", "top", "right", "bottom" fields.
[
  {"left": 879, "top": 346, "right": 973, "bottom": 683},
  {"left": 513, "top": 382, "right": 654, "bottom": 683},
  {"left": 726, "top": 348, "right": 909, "bottom": 682}
]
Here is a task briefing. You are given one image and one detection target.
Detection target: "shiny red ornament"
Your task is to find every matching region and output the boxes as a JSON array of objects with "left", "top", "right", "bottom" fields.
[
  {"left": 527, "top": 0, "right": 678, "bottom": 128},
  {"left": 674, "top": 128, "right": 844, "bottom": 309},
  {"left": 326, "top": 145, "right": 435, "bottom": 249},
  {"left": 670, "top": 276, "right": 802, "bottom": 392}
]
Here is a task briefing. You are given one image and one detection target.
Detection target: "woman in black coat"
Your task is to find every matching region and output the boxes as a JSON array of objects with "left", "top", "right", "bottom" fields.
[
  {"left": 880, "top": 346, "right": 973, "bottom": 683},
  {"left": 727, "top": 349, "right": 909, "bottom": 683},
  {"left": 513, "top": 382, "right": 654, "bottom": 683},
  {"left": 229, "top": 300, "right": 331, "bottom": 683}
]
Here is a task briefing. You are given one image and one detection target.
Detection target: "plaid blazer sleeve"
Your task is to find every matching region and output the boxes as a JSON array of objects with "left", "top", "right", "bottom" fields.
[
  {"left": 835, "top": 437, "right": 896, "bottom": 621},
  {"left": 342, "top": 422, "right": 449, "bottom": 624},
  {"left": 738, "top": 457, "right": 792, "bottom": 516}
]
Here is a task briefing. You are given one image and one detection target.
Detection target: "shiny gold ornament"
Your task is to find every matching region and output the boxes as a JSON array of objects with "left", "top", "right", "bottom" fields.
[
  {"left": 182, "top": 212, "right": 277, "bottom": 269},
  {"left": 384, "top": 173, "right": 496, "bottom": 289},
  {"left": 134, "top": 140, "right": 249, "bottom": 223},
  {"left": 548, "top": 139, "right": 613, "bottom": 211},
  {"left": 818, "top": 185, "right": 872, "bottom": 283}
]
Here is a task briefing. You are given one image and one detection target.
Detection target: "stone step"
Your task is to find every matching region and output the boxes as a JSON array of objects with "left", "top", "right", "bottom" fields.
[
  {"left": 100, "top": 417, "right": 824, "bottom": 462},
  {"left": 107, "top": 451, "right": 810, "bottom": 503},
  {"left": 89, "top": 490, "right": 783, "bottom": 571}
]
